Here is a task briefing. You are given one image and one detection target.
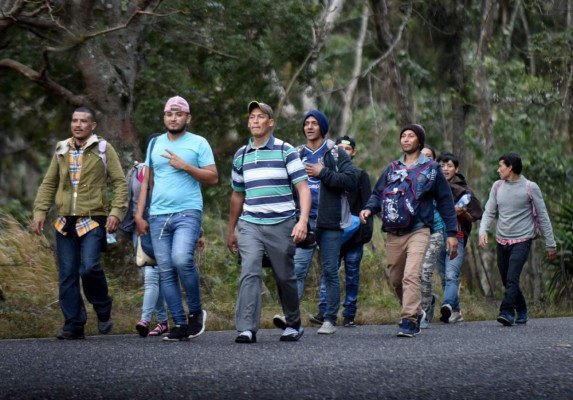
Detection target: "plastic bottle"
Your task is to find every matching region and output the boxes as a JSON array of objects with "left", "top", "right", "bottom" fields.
[
  {"left": 106, "top": 232, "right": 117, "bottom": 244},
  {"left": 456, "top": 193, "right": 472, "bottom": 208}
]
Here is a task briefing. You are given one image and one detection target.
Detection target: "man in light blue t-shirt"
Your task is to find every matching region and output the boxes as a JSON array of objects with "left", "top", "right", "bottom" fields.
[{"left": 135, "top": 96, "right": 218, "bottom": 341}]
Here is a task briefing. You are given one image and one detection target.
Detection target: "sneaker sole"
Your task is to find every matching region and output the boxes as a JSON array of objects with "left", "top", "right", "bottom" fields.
[
  {"left": 188, "top": 310, "right": 207, "bottom": 339},
  {"left": 148, "top": 329, "right": 167, "bottom": 337},
  {"left": 496, "top": 316, "right": 515, "bottom": 326},
  {"left": 162, "top": 335, "right": 189, "bottom": 342},
  {"left": 396, "top": 331, "right": 415, "bottom": 338},
  {"left": 235, "top": 333, "right": 257, "bottom": 344},
  {"left": 56, "top": 334, "right": 85, "bottom": 340},
  {"left": 308, "top": 315, "right": 325, "bottom": 325},
  {"left": 273, "top": 315, "right": 287, "bottom": 330}
]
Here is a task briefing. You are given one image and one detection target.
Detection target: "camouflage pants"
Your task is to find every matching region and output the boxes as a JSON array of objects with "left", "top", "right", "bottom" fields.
[{"left": 420, "top": 231, "right": 444, "bottom": 320}]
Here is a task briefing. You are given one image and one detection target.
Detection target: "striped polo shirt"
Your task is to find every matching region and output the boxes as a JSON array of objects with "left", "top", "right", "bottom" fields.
[{"left": 231, "top": 135, "right": 307, "bottom": 225}]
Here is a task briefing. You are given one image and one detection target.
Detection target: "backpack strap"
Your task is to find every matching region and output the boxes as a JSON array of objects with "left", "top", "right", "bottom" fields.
[
  {"left": 98, "top": 140, "right": 107, "bottom": 177},
  {"left": 524, "top": 179, "right": 533, "bottom": 202},
  {"left": 148, "top": 137, "right": 159, "bottom": 169},
  {"left": 325, "top": 140, "right": 339, "bottom": 172},
  {"left": 241, "top": 140, "right": 287, "bottom": 171}
]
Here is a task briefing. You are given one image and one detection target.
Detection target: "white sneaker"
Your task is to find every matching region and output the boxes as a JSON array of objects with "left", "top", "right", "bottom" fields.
[
  {"left": 449, "top": 311, "right": 464, "bottom": 323},
  {"left": 317, "top": 321, "right": 336, "bottom": 334}
]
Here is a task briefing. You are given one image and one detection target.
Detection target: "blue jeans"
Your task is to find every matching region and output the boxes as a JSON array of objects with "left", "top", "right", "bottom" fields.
[
  {"left": 149, "top": 209, "right": 202, "bottom": 326},
  {"left": 318, "top": 245, "right": 364, "bottom": 318},
  {"left": 132, "top": 231, "right": 167, "bottom": 322},
  {"left": 56, "top": 226, "right": 112, "bottom": 332},
  {"left": 295, "top": 219, "right": 342, "bottom": 324},
  {"left": 497, "top": 240, "right": 532, "bottom": 315},
  {"left": 437, "top": 237, "right": 464, "bottom": 312}
]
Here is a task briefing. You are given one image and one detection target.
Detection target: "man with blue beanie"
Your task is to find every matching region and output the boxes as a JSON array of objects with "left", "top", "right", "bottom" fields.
[{"left": 290, "top": 110, "right": 357, "bottom": 334}]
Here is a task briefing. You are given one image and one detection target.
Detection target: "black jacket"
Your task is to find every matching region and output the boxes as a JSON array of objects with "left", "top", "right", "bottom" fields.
[
  {"left": 449, "top": 173, "right": 483, "bottom": 244},
  {"left": 299, "top": 139, "right": 358, "bottom": 230},
  {"left": 341, "top": 167, "right": 373, "bottom": 252}
]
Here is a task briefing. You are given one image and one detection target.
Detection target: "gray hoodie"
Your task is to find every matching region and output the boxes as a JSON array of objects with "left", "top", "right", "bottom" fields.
[{"left": 479, "top": 176, "right": 556, "bottom": 250}]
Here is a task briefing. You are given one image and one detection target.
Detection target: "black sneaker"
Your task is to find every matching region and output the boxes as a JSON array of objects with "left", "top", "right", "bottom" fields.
[
  {"left": 440, "top": 304, "right": 452, "bottom": 323},
  {"left": 273, "top": 314, "right": 287, "bottom": 330},
  {"left": 187, "top": 310, "right": 207, "bottom": 339},
  {"left": 97, "top": 314, "right": 113, "bottom": 334},
  {"left": 308, "top": 312, "right": 325, "bottom": 325},
  {"left": 163, "top": 324, "right": 189, "bottom": 341},
  {"left": 56, "top": 330, "right": 85, "bottom": 340},
  {"left": 516, "top": 310, "right": 528, "bottom": 324},
  {"left": 280, "top": 326, "right": 304, "bottom": 342},
  {"left": 497, "top": 313, "right": 515, "bottom": 327},
  {"left": 343, "top": 317, "right": 356, "bottom": 327}
]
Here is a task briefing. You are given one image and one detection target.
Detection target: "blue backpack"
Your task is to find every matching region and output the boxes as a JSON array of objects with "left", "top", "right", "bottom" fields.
[{"left": 381, "top": 161, "right": 435, "bottom": 230}]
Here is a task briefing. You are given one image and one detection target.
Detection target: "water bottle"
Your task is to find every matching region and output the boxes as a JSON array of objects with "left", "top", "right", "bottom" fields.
[
  {"left": 106, "top": 232, "right": 117, "bottom": 244},
  {"left": 456, "top": 193, "right": 472, "bottom": 208}
]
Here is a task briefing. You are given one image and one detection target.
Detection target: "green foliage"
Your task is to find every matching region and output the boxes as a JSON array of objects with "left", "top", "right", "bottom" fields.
[{"left": 545, "top": 199, "right": 573, "bottom": 304}]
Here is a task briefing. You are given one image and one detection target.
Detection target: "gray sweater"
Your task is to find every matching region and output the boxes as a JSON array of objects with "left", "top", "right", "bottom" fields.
[{"left": 479, "top": 176, "right": 556, "bottom": 250}]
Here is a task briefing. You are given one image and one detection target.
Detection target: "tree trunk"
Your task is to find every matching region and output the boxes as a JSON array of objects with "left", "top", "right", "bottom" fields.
[
  {"left": 339, "top": 4, "right": 369, "bottom": 136},
  {"left": 297, "top": 0, "right": 346, "bottom": 113},
  {"left": 370, "top": 0, "right": 412, "bottom": 125},
  {"left": 0, "top": 0, "right": 162, "bottom": 163},
  {"left": 475, "top": 0, "right": 496, "bottom": 154},
  {"left": 449, "top": 0, "right": 468, "bottom": 166}
]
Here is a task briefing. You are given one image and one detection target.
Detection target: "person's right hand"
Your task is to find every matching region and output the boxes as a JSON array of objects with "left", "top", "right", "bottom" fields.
[
  {"left": 227, "top": 232, "right": 239, "bottom": 254},
  {"left": 359, "top": 209, "right": 371, "bottom": 224},
  {"left": 31, "top": 219, "right": 44, "bottom": 236},
  {"left": 291, "top": 220, "right": 308, "bottom": 244},
  {"left": 478, "top": 234, "right": 488, "bottom": 249},
  {"left": 134, "top": 216, "right": 149, "bottom": 236}
]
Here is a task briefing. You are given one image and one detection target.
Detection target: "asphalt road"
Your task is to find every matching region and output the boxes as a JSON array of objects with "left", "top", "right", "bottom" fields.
[{"left": 0, "top": 317, "right": 572, "bottom": 399}]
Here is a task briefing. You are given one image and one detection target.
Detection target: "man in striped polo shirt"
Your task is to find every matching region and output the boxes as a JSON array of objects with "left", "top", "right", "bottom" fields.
[{"left": 227, "top": 101, "right": 311, "bottom": 343}]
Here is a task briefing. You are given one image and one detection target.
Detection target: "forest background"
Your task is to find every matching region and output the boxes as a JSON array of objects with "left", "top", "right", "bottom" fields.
[{"left": 0, "top": 0, "right": 572, "bottom": 338}]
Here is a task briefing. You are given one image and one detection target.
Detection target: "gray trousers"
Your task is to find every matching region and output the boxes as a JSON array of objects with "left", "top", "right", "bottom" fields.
[{"left": 235, "top": 218, "right": 301, "bottom": 333}]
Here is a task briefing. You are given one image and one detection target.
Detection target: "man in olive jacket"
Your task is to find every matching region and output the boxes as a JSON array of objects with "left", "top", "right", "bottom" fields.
[{"left": 32, "top": 106, "right": 127, "bottom": 340}]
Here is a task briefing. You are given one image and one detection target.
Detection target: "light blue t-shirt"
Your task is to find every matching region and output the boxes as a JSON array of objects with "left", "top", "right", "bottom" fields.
[{"left": 145, "top": 132, "right": 215, "bottom": 215}]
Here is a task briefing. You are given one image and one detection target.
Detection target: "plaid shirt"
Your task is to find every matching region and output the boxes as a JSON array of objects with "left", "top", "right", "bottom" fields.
[{"left": 54, "top": 139, "right": 100, "bottom": 237}]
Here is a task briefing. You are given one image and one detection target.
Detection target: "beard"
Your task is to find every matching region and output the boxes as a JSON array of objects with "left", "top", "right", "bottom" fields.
[{"left": 167, "top": 126, "right": 186, "bottom": 135}]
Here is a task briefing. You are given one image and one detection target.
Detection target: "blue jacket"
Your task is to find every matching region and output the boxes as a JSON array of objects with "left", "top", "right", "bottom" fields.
[{"left": 364, "top": 154, "right": 457, "bottom": 237}]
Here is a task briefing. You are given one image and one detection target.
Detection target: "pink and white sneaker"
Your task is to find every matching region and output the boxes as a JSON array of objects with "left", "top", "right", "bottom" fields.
[{"left": 148, "top": 321, "right": 169, "bottom": 336}]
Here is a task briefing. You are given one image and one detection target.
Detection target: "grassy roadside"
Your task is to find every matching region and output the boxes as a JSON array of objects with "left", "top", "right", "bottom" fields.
[{"left": 1, "top": 213, "right": 571, "bottom": 339}]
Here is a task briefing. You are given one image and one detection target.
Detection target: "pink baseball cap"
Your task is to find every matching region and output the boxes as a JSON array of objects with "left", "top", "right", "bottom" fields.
[{"left": 164, "top": 96, "right": 190, "bottom": 113}]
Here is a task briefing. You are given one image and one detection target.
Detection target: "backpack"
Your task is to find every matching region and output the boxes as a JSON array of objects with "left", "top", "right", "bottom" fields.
[
  {"left": 380, "top": 161, "right": 434, "bottom": 230},
  {"left": 494, "top": 179, "right": 541, "bottom": 239},
  {"left": 119, "top": 137, "right": 158, "bottom": 234},
  {"left": 55, "top": 138, "right": 108, "bottom": 176}
]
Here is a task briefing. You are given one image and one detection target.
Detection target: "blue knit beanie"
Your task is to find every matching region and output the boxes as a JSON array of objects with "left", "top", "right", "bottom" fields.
[{"left": 303, "top": 110, "right": 329, "bottom": 137}]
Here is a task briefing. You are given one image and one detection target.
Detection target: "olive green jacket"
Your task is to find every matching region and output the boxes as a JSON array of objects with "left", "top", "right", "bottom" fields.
[{"left": 33, "top": 134, "right": 127, "bottom": 222}]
